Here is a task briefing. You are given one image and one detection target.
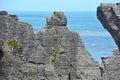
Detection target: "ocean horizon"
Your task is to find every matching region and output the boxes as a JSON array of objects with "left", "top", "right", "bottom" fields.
[{"left": 8, "top": 11, "right": 117, "bottom": 63}]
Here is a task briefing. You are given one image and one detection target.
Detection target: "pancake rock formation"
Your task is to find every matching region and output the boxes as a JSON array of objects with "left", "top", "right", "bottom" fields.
[
  {"left": 97, "top": 3, "right": 120, "bottom": 80},
  {"left": 46, "top": 11, "right": 67, "bottom": 26},
  {"left": 0, "top": 11, "right": 101, "bottom": 80}
]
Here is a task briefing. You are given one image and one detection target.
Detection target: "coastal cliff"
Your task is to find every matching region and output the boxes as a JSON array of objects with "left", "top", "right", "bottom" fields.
[
  {"left": 1, "top": 6, "right": 120, "bottom": 79},
  {"left": 0, "top": 11, "right": 101, "bottom": 80},
  {"left": 97, "top": 3, "right": 120, "bottom": 80}
]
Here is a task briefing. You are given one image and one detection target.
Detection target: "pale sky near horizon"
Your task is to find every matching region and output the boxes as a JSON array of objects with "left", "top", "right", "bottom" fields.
[{"left": 0, "top": 0, "right": 119, "bottom": 11}]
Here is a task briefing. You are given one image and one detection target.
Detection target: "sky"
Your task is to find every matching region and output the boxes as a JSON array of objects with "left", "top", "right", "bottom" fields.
[{"left": 0, "top": 0, "right": 119, "bottom": 11}]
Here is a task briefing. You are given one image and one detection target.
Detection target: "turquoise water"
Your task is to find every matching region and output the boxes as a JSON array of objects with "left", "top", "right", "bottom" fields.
[{"left": 8, "top": 11, "right": 117, "bottom": 62}]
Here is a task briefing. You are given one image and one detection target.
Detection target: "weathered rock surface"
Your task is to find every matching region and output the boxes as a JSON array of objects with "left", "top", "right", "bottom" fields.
[
  {"left": 38, "top": 12, "right": 101, "bottom": 80},
  {"left": 0, "top": 11, "right": 7, "bottom": 15},
  {"left": 101, "top": 49, "right": 120, "bottom": 80},
  {"left": 46, "top": 12, "right": 67, "bottom": 26},
  {"left": 0, "top": 11, "right": 101, "bottom": 80},
  {"left": 97, "top": 3, "right": 120, "bottom": 50},
  {"left": 37, "top": 26, "right": 101, "bottom": 80},
  {"left": 0, "top": 11, "right": 50, "bottom": 80},
  {"left": 97, "top": 3, "right": 120, "bottom": 80}
]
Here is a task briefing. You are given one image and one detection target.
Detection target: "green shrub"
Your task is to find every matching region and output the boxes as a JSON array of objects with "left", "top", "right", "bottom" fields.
[
  {"left": 49, "top": 52, "right": 57, "bottom": 62},
  {"left": 6, "top": 37, "right": 24, "bottom": 61},
  {"left": 6, "top": 37, "right": 22, "bottom": 50}
]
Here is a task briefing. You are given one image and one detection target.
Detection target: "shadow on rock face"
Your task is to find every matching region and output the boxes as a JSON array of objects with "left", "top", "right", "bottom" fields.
[
  {"left": 0, "top": 48, "right": 3, "bottom": 60},
  {"left": 0, "top": 47, "right": 3, "bottom": 76}
]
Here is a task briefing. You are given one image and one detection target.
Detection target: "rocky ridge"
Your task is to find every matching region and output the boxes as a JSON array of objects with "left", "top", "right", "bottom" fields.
[
  {"left": 97, "top": 3, "right": 120, "bottom": 80},
  {"left": 0, "top": 11, "right": 101, "bottom": 80}
]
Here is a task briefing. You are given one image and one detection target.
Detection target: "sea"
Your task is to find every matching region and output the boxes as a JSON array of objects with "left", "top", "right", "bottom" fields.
[{"left": 8, "top": 11, "right": 117, "bottom": 63}]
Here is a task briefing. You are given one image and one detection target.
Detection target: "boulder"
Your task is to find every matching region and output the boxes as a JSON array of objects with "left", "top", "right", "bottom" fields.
[
  {"left": 0, "top": 11, "right": 8, "bottom": 15},
  {"left": 46, "top": 11, "right": 67, "bottom": 26},
  {"left": 9, "top": 14, "right": 18, "bottom": 20}
]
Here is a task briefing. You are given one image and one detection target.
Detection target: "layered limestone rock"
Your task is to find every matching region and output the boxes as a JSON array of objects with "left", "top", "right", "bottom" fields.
[
  {"left": 46, "top": 11, "right": 67, "bottom": 26},
  {"left": 0, "top": 11, "right": 46, "bottom": 64},
  {"left": 1, "top": 44, "right": 47, "bottom": 80},
  {"left": 0, "top": 11, "right": 101, "bottom": 80},
  {"left": 101, "top": 49, "right": 120, "bottom": 80},
  {"left": 97, "top": 3, "right": 120, "bottom": 80},
  {"left": 97, "top": 3, "right": 120, "bottom": 50},
  {"left": 38, "top": 12, "right": 101, "bottom": 80},
  {"left": 0, "top": 11, "right": 51, "bottom": 80}
]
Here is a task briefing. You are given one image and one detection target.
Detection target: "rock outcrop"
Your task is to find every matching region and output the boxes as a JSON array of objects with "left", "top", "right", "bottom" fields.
[
  {"left": 97, "top": 3, "right": 120, "bottom": 80},
  {"left": 46, "top": 11, "right": 67, "bottom": 26},
  {"left": 38, "top": 12, "right": 101, "bottom": 80},
  {"left": 0, "top": 11, "right": 48, "bottom": 80},
  {"left": 38, "top": 28, "right": 101, "bottom": 79},
  {"left": 0, "top": 11, "right": 101, "bottom": 80},
  {"left": 97, "top": 3, "right": 120, "bottom": 50},
  {"left": 101, "top": 49, "right": 120, "bottom": 80}
]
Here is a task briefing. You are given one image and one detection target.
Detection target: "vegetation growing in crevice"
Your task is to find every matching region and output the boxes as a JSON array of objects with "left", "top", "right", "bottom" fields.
[
  {"left": 49, "top": 32, "right": 65, "bottom": 62},
  {"left": 6, "top": 37, "right": 22, "bottom": 50},
  {"left": 58, "top": 47, "right": 64, "bottom": 54},
  {"left": 27, "top": 66, "right": 33, "bottom": 72},
  {"left": 49, "top": 47, "right": 64, "bottom": 62},
  {"left": 49, "top": 52, "right": 57, "bottom": 62},
  {"left": 18, "top": 66, "right": 33, "bottom": 74},
  {"left": 43, "top": 25, "right": 53, "bottom": 29},
  {"left": 6, "top": 37, "right": 24, "bottom": 61},
  {"left": 56, "top": 34, "right": 63, "bottom": 39},
  {"left": 16, "top": 52, "right": 24, "bottom": 61}
]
